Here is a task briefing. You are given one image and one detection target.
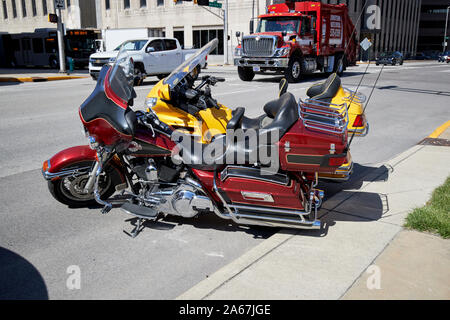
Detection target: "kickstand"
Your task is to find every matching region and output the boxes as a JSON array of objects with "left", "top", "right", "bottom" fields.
[{"left": 123, "top": 218, "right": 145, "bottom": 238}]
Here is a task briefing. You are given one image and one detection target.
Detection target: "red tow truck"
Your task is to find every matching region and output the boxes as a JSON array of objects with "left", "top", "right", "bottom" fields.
[{"left": 234, "top": 1, "right": 357, "bottom": 83}]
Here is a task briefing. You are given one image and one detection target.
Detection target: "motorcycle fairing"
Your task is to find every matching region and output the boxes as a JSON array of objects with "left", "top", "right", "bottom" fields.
[{"left": 79, "top": 66, "right": 137, "bottom": 146}]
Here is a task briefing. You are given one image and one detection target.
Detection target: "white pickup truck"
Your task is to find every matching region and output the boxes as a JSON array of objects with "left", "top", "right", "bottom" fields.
[{"left": 89, "top": 37, "right": 207, "bottom": 85}]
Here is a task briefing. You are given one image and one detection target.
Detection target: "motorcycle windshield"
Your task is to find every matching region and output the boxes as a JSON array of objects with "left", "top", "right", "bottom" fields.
[
  {"left": 107, "top": 46, "right": 134, "bottom": 103},
  {"left": 164, "top": 38, "right": 218, "bottom": 89}
]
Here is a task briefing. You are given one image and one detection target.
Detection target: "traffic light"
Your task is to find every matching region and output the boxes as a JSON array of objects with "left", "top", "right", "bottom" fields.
[{"left": 48, "top": 13, "right": 58, "bottom": 23}]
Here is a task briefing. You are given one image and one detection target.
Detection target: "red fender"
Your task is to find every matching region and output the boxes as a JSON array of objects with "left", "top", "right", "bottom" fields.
[
  {"left": 42, "top": 145, "right": 126, "bottom": 184},
  {"left": 44, "top": 145, "right": 97, "bottom": 173}
]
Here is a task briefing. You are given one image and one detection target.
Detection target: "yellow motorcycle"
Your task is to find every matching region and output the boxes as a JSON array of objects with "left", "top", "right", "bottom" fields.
[{"left": 144, "top": 55, "right": 368, "bottom": 182}]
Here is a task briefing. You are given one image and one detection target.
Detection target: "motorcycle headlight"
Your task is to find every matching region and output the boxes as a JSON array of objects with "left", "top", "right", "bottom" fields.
[
  {"left": 145, "top": 97, "right": 158, "bottom": 110},
  {"left": 234, "top": 47, "right": 242, "bottom": 57}
]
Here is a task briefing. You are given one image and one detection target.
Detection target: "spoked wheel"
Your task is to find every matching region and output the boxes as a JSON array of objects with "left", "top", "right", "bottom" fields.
[{"left": 48, "top": 161, "right": 116, "bottom": 207}]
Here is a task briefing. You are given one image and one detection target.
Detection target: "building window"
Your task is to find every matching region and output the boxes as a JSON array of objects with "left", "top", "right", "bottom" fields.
[
  {"left": 32, "top": 0, "right": 37, "bottom": 16},
  {"left": 193, "top": 29, "right": 223, "bottom": 55},
  {"left": 175, "top": 0, "right": 182, "bottom": 5},
  {"left": 2, "top": 0, "right": 7, "bottom": 19},
  {"left": 42, "top": 0, "right": 47, "bottom": 15},
  {"left": 157, "top": 0, "right": 164, "bottom": 6},
  {"left": 105, "top": 0, "right": 110, "bottom": 10},
  {"left": 12, "top": 0, "right": 17, "bottom": 18},
  {"left": 21, "top": 0, "right": 26, "bottom": 17},
  {"left": 124, "top": 0, "right": 130, "bottom": 9},
  {"left": 174, "top": 30, "right": 184, "bottom": 48},
  {"left": 140, "top": 0, "right": 146, "bottom": 8},
  {"left": 66, "top": 0, "right": 70, "bottom": 7}
]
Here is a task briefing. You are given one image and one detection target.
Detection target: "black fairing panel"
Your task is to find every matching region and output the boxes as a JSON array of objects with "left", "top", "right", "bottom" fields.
[{"left": 80, "top": 66, "right": 136, "bottom": 137}]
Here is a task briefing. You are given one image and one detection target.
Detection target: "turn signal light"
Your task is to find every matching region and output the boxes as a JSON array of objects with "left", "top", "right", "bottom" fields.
[
  {"left": 353, "top": 115, "right": 364, "bottom": 127},
  {"left": 42, "top": 160, "right": 49, "bottom": 172}
]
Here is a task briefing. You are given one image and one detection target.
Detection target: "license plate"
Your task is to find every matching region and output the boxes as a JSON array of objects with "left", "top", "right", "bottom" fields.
[{"left": 253, "top": 66, "right": 261, "bottom": 72}]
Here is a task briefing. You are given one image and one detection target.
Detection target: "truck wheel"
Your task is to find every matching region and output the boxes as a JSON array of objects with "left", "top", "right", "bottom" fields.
[
  {"left": 237, "top": 67, "right": 255, "bottom": 81},
  {"left": 285, "top": 57, "right": 302, "bottom": 83},
  {"left": 334, "top": 55, "right": 345, "bottom": 75},
  {"left": 133, "top": 66, "right": 144, "bottom": 86}
]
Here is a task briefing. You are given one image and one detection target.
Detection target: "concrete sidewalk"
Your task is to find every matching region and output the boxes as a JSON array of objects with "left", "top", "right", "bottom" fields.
[
  {"left": 0, "top": 68, "right": 88, "bottom": 82},
  {"left": 178, "top": 127, "right": 450, "bottom": 300}
]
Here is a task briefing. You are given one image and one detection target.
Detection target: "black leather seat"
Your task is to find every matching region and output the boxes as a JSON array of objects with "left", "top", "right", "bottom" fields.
[
  {"left": 306, "top": 73, "right": 341, "bottom": 103},
  {"left": 176, "top": 93, "right": 299, "bottom": 171}
]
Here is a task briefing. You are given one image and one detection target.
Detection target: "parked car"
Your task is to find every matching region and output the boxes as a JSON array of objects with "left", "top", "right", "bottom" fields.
[
  {"left": 414, "top": 52, "right": 431, "bottom": 60},
  {"left": 438, "top": 51, "right": 450, "bottom": 62},
  {"left": 376, "top": 51, "right": 403, "bottom": 66},
  {"left": 88, "top": 37, "right": 207, "bottom": 85}
]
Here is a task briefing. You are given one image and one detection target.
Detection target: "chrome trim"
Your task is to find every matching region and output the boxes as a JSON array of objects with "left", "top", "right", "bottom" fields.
[
  {"left": 242, "top": 35, "right": 277, "bottom": 57},
  {"left": 220, "top": 166, "right": 290, "bottom": 186},
  {"left": 42, "top": 166, "right": 91, "bottom": 181},
  {"left": 230, "top": 204, "right": 310, "bottom": 216},
  {"left": 349, "top": 122, "right": 370, "bottom": 137},
  {"left": 298, "top": 98, "right": 349, "bottom": 136},
  {"left": 240, "top": 192, "right": 274, "bottom": 203},
  {"left": 234, "top": 57, "right": 289, "bottom": 68},
  {"left": 342, "top": 87, "right": 367, "bottom": 104}
]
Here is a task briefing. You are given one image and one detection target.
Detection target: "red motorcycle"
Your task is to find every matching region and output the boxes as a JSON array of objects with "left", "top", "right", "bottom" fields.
[{"left": 42, "top": 40, "right": 349, "bottom": 236}]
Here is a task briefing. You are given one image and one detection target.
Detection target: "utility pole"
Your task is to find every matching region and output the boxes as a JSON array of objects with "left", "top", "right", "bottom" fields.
[
  {"left": 444, "top": 6, "right": 450, "bottom": 53},
  {"left": 55, "top": 1, "right": 66, "bottom": 73},
  {"left": 224, "top": 0, "right": 229, "bottom": 65}
]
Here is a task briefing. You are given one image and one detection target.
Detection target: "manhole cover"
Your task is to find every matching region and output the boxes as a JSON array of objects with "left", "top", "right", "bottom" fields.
[{"left": 418, "top": 138, "right": 450, "bottom": 146}]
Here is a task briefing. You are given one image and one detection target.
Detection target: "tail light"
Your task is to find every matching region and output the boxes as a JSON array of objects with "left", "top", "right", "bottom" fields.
[
  {"left": 352, "top": 115, "right": 364, "bottom": 127},
  {"left": 329, "top": 156, "right": 346, "bottom": 167},
  {"left": 205, "top": 55, "right": 208, "bottom": 61}
]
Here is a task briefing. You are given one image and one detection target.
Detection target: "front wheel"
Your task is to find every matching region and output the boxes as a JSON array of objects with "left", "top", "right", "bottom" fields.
[
  {"left": 285, "top": 57, "right": 302, "bottom": 83},
  {"left": 47, "top": 161, "right": 117, "bottom": 208},
  {"left": 237, "top": 67, "right": 255, "bottom": 81}
]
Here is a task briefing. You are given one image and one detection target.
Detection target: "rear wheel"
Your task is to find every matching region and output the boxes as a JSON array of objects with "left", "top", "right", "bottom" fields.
[
  {"left": 237, "top": 66, "right": 255, "bottom": 81},
  {"left": 48, "top": 161, "right": 117, "bottom": 208},
  {"left": 285, "top": 57, "right": 302, "bottom": 83}
]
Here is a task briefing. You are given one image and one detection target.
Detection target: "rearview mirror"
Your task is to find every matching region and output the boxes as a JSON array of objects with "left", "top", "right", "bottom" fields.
[
  {"left": 146, "top": 47, "right": 155, "bottom": 53},
  {"left": 236, "top": 31, "right": 241, "bottom": 38},
  {"left": 249, "top": 20, "right": 254, "bottom": 34}
]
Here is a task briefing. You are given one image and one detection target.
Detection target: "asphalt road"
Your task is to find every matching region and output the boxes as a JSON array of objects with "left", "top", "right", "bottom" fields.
[{"left": 0, "top": 61, "right": 449, "bottom": 299}]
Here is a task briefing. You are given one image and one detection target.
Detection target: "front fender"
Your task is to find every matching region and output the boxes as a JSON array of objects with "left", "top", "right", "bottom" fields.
[
  {"left": 44, "top": 145, "right": 97, "bottom": 175},
  {"left": 42, "top": 145, "right": 126, "bottom": 186}
]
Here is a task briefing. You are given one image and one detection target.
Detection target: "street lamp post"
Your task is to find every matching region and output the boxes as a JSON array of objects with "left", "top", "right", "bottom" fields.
[{"left": 444, "top": 6, "right": 450, "bottom": 53}]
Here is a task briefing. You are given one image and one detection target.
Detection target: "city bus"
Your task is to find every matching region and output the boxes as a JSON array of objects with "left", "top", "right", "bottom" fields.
[{"left": 6, "top": 28, "right": 99, "bottom": 69}]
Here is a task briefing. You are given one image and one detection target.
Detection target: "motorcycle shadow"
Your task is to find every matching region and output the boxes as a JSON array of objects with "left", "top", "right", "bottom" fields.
[{"left": 125, "top": 214, "right": 276, "bottom": 240}]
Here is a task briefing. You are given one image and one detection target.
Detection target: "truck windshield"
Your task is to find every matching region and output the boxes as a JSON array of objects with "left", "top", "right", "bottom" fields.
[
  {"left": 114, "top": 40, "right": 147, "bottom": 51},
  {"left": 257, "top": 17, "right": 300, "bottom": 33}
]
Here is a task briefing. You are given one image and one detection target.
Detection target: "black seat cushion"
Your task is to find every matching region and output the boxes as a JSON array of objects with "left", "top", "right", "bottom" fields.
[
  {"left": 227, "top": 107, "right": 245, "bottom": 130},
  {"left": 306, "top": 73, "right": 341, "bottom": 103}
]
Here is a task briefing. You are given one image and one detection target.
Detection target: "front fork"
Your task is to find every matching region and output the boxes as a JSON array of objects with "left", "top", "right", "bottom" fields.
[{"left": 84, "top": 148, "right": 113, "bottom": 214}]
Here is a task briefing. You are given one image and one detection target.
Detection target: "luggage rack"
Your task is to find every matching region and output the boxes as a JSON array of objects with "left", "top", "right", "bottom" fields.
[
  {"left": 298, "top": 98, "right": 349, "bottom": 135},
  {"left": 342, "top": 87, "right": 367, "bottom": 104}
]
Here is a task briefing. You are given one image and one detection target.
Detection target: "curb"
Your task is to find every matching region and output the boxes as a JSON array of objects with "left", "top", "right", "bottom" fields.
[
  {"left": 429, "top": 120, "right": 450, "bottom": 139},
  {"left": 0, "top": 75, "right": 88, "bottom": 83}
]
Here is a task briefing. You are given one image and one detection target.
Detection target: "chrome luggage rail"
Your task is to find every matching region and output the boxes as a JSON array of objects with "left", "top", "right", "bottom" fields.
[
  {"left": 342, "top": 87, "right": 367, "bottom": 104},
  {"left": 298, "top": 98, "right": 349, "bottom": 135}
]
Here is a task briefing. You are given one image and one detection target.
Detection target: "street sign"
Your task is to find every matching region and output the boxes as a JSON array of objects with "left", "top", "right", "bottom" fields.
[
  {"left": 360, "top": 38, "right": 372, "bottom": 51},
  {"left": 54, "top": 0, "right": 65, "bottom": 9},
  {"left": 209, "top": 1, "right": 222, "bottom": 8}
]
